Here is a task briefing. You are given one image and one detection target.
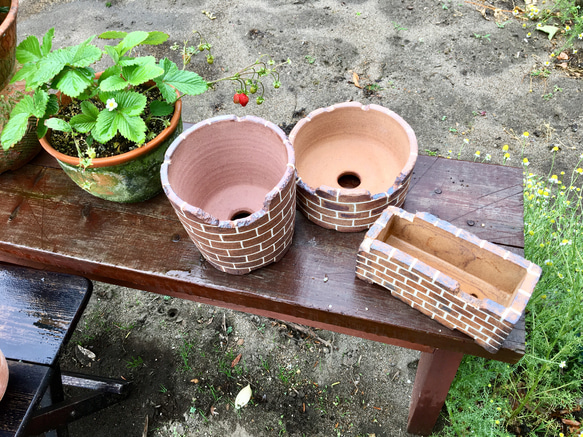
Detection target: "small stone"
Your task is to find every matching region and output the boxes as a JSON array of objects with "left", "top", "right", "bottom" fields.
[
  {"left": 75, "top": 345, "right": 96, "bottom": 366},
  {"left": 434, "top": 188, "right": 442, "bottom": 194},
  {"left": 467, "top": 220, "right": 475, "bottom": 226},
  {"left": 572, "top": 124, "right": 578, "bottom": 132}
]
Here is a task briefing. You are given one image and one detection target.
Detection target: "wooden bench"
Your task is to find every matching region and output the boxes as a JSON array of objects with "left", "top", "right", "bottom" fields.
[
  {"left": 0, "top": 132, "right": 525, "bottom": 435},
  {"left": 0, "top": 263, "right": 129, "bottom": 436}
]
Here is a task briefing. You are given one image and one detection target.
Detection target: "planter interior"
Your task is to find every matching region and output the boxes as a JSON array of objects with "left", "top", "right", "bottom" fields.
[
  {"left": 162, "top": 115, "right": 296, "bottom": 275},
  {"left": 290, "top": 102, "right": 417, "bottom": 232},
  {"left": 357, "top": 206, "right": 541, "bottom": 353},
  {"left": 293, "top": 103, "right": 414, "bottom": 194},
  {"left": 167, "top": 118, "right": 290, "bottom": 222}
]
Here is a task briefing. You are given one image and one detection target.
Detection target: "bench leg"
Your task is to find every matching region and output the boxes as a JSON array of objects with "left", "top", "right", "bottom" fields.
[{"left": 407, "top": 349, "right": 464, "bottom": 435}]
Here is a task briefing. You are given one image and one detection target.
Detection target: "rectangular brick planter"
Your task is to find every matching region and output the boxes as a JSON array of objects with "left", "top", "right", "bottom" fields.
[{"left": 356, "top": 206, "right": 542, "bottom": 353}]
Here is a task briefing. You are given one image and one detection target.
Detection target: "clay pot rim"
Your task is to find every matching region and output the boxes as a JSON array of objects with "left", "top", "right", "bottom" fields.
[
  {"left": 38, "top": 74, "right": 182, "bottom": 169},
  {"left": 289, "top": 101, "right": 418, "bottom": 200},
  {"left": 0, "top": 347, "right": 7, "bottom": 402},
  {"left": 0, "top": 0, "right": 18, "bottom": 36},
  {"left": 161, "top": 114, "right": 296, "bottom": 228}
]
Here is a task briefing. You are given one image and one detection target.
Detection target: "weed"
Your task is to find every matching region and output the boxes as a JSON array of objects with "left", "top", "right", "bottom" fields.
[
  {"left": 257, "top": 323, "right": 266, "bottom": 333},
  {"left": 260, "top": 355, "right": 270, "bottom": 373},
  {"left": 425, "top": 149, "right": 438, "bottom": 157},
  {"left": 159, "top": 384, "right": 168, "bottom": 393},
  {"left": 440, "top": 148, "right": 583, "bottom": 436},
  {"left": 392, "top": 21, "right": 408, "bottom": 33},
  {"left": 305, "top": 55, "right": 316, "bottom": 64},
  {"left": 126, "top": 356, "right": 144, "bottom": 369},
  {"left": 178, "top": 338, "right": 194, "bottom": 372},
  {"left": 472, "top": 33, "right": 491, "bottom": 42}
]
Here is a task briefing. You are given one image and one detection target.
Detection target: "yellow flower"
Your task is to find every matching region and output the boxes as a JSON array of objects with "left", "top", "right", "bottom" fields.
[
  {"left": 523, "top": 131, "right": 529, "bottom": 137},
  {"left": 552, "top": 146, "right": 559, "bottom": 152},
  {"left": 503, "top": 144, "right": 509, "bottom": 151},
  {"left": 576, "top": 168, "right": 583, "bottom": 175},
  {"left": 504, "top": 152, "right": 510, "bottom": 159}
]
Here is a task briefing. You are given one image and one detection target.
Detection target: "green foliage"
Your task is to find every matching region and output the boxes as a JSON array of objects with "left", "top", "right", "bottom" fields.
[
  {"left": 437, "top": 155, "right": 583, "bottom": 436},
  {"left": 1, "top": 28, "right": 206, "bottom": 151}
]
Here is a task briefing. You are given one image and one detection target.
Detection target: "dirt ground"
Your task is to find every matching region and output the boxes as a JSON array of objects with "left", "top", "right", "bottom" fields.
[{"left": 16, "top": 0, "right": 583, "bottom": 436}]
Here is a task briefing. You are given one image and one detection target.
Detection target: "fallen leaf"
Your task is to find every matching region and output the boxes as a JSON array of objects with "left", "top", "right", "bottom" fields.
[
  {"left": 235, "top": 384, "right": 252, "bottom": 409},
  {"left": 210, "top": 405, "right": 218, "bottom": 416},
  {"left": 231, "top": 353, "right": 242, "bottom": 368},
  {"left": 237, "top": 338, "right": 245, "bottom": 346},
  {"left": 562, "top": 418, "right": 581, "bottom": 426},
  {"left": 353, "top": 72, "right": 362, "bottom": 88},
  {"left": 191, "top": 378, "right": 199, "bottom": 383},
  {"left": 537, "top": 25, "right": 559, "bottom": 40},
  {"left": 559, "top": 62, "right": 568, "bottom": 69},
  {"left": 202, "top": 10, "right": 216, "bottom": 19},
  {"left": 558, "top": 52, "right": 569, "bottom": 60}
]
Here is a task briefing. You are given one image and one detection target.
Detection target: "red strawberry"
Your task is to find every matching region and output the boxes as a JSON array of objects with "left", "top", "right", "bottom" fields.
[
  {"left": 233, "top": 93, "right": 240, "bottom": 104},
  {"left": 239, "top": 93, "right": 249, "bottom": 107}
]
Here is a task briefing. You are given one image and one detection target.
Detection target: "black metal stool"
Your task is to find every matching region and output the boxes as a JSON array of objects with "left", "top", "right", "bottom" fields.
[{"left": 0, "top": 263, "right": 130, "bottom": 436}]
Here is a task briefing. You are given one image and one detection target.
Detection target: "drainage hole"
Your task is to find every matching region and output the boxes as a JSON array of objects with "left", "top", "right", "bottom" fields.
[
  {"left": 470, "top": 293, "right": 479, "bottom": 299},
  {"left": 231, "top": 210, "right": 252, "bottom": 221},
  {"left": 338, "top": 172, "right": 361, "bottom": 189}
]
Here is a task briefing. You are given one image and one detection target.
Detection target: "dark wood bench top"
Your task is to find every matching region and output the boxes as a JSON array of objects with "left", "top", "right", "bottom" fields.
[{"left": 0, "top": 146, "right": 526, "bottom": 363}]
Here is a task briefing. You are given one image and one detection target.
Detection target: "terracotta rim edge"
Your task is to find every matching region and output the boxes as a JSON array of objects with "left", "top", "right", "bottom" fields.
[
  {"left": 161, "top": 114, "right": 295, "bottom": 228},
  {"left": 0, "top": 0, "right": 17, "bottom": 35},
  {"left": 39, "top": 82, "right": 182, "bottom": 169},
  {"left": 290, "top": 101, "right": 418, "bottom": 200}
]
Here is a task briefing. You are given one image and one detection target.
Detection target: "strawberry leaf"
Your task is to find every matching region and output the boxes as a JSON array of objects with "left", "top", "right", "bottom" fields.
[
  {"left": 45, "top": 118, "right": 72, "bottom": 132},
  {"left": 70, "top": 101, "right": 99, "bottom": 133},
  {"left": 149, "top": 100, "right": 174, "bottom": 117}
]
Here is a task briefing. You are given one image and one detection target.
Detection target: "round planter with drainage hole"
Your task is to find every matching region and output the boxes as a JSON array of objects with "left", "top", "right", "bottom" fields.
[
  {"left": 290, "top": 102, "right": 418, "bottom": 232},
  {"left": 161, "top": 115, "right": 296, "bottom": 275}
]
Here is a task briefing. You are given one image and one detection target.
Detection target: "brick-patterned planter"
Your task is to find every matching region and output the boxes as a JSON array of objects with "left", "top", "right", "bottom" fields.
[
  {"left": 356, "top": 206, "right": 542, "bottom": 353},
  {"left": 290, "top": 102, "right": 417, "bottom": 232},
  {"left": 161, "top": 115, "right": 296, "bottom": 275}
]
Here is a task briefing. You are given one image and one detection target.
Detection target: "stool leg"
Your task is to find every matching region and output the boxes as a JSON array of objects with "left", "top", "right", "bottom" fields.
[
  {"left": 407, "top": 349, "right": 463, "bottom": 435},
  {"left": 49, "top": 366, "right": 70, "bottom": 437}
]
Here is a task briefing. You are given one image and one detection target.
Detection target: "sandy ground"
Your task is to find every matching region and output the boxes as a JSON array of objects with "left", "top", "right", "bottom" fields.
[{"left": 14, "top": 0, "right": 583, "bottom": 436}]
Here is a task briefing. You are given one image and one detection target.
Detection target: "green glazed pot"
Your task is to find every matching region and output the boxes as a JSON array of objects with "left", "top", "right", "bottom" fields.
[
  {"left": 40, "top": 97, "right": 183, "bottom": 203},
  {"left": 1, "top": 81, "right": 41, "bottom": 174}
]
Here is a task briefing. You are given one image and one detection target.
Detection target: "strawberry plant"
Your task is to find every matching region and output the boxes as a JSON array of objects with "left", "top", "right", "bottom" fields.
[{"left": 1, "top": 28, "right": 289, "bottom": 164}]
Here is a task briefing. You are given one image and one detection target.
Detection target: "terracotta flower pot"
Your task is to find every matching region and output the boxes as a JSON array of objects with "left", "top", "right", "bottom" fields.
[
  {"left": 161, "top": 115, "right": 296, "bottom": 275},
  {"left": 356, "top": 206, "right": 542, "bottom": 353},
  {"left": 0, "top": 0, "right": 17, "bottom": 91},
  {"left": 1, "top": 81, "right": 41, "bottom": 174},
  {"left": 290, "top": 102, "right": 418, "bottom": 232},
  {"left": 39, "top": 85, "right": 182, "bottom": 203},
  {"left": 0, "top": 347, "right": 8, "bottom": 402}
]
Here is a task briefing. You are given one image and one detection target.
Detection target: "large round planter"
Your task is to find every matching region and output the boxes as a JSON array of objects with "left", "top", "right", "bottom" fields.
[
  {"left": 161, "top": 115, "right": 296, "bottom": 275},
  {"left": 1, "top": 80, "right": 41, "bottom": 174},
  {"left": 0, "top": 0, "right": 17, "bottom": 91},
  {"left": 39, "top": 96, "right": 182, "bottom": 203},
  {"left": 0, "top": 347, "right": 8, "bottom": 402},
  {"left": 290, "top": 102, "right": 418, "bottom": 232}
]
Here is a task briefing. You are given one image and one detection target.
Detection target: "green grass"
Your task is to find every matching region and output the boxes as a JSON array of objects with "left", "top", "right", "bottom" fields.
[{"left": 436, "top": 152, "right": 583, "bottom": 436}]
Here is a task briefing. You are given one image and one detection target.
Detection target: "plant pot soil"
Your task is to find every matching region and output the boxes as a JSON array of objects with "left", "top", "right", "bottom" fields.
[
  {"left": 290, "top": 102, "right": 418, "bottom": 232},
  {"left": 161, "top": 114, "right": 296, "bottom": 275},
  {"left": 356, "top": 206, "right": 542, "bottom": 353},
  {"left": 39, "top": 83, "right": 182, "bottom": 203},
  {"left": 0, "top": 0, "right": 17, "bottom": 91}
]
